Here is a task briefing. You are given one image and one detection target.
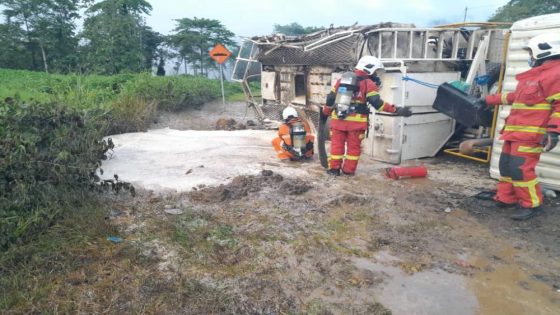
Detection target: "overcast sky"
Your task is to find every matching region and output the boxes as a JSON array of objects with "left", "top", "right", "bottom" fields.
[{"left": 145, "top": 0, "right": 511, "bottom": 37}]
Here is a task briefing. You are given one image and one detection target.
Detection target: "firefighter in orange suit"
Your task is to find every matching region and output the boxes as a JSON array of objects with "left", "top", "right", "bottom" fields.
[
  {"left": 272, "top": 106, "right": 314, "bottom": 161},
  {"left": 322, "top": 55, "right": 412, "bottom": 176},
  {"left": 483, "top": 33, "right": 560, "bottom": 220}
]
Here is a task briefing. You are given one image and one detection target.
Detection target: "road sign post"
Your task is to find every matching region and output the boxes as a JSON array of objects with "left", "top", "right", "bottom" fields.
[
  {"left": 219, "top": 63, "right": 225, "bottom": 109},
  {"left": 209, "top": 43, "right": 232, "bottom": 110}
]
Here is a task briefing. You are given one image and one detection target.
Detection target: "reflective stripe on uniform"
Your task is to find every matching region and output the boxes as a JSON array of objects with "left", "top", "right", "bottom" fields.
[
  {"left": 329, "top": 154, "right": 344, "bottom": 160},
  {"left": 528, "top": 185, "right": 540, "bottom": 207},
  {"left": 512, "top": 178, "right": 541, "bottom": 207},
  {"left": 366, "top": 91, "right": 379, "bottom": 98},
  {"left": 499, "top": 176, "right": 513, "bottom": 183},
  {"left": 345, "top": 155, "right": 360, "bottom": 161},
  {"left": 501, "top": 93, "right": 509, "bottom": 104},
  {"left": 339, "top": 115, "right": 368, "bottom": 123},
  {"left": 331, "top": 110, "right": 368, "bottom": 122},
  {"left": 511, "top": 103, "right": 551, "bottom": 110},
  {"left": 503, "top": 125, "right": 547, "bottom": 134},
  {"left": 377, "top": 102, "right": 388, "bottom": 112},
  {"left": 518, "top": 146, "right": 543, "bottom": 153},
  {"left": 546, "top": 92, "right": 560, "bottom": 103},
  {"left": 552, "top": 112, "right": 560, "bottom": 118}
]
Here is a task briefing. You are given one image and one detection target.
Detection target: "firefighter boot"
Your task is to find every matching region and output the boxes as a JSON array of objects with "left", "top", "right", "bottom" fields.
[
  {"left": 496, "top": 201, "right": 517, "bottom": 208},
  {"left": 511, "top": 206, "right": 544, "bottom": 221},
  {"left": 327, "top": 169, "right": 341, "bottom": 176}
]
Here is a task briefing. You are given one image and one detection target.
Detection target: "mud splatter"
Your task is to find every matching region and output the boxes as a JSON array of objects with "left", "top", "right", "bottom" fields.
[{"left": 188, "top": 170, "right": 313, "bottom": 202}]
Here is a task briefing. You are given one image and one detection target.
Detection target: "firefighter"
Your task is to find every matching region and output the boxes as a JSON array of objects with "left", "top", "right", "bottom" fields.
[
  {"left": 483, "top": 33, "right": 560, "bottom": 220},
  {"left": 272, "top": 106, "right": 315, "bottom": 161},
  {"left": 322, "top": 55, "right": 412, "bottom": 176}
]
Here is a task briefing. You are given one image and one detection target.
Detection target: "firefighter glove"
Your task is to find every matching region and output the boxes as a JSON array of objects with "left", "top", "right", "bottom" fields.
[
  {"left": 544, "top": 132, "right": 559, "bottom": 152},
  {"left": 283, "top": 143, "right": 299, "bottom": 156},
  {"left": 395, "top": 106, "right": 413, "bottom": 117}
]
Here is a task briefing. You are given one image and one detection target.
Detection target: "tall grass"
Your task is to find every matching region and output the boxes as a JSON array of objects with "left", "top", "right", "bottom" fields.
[{"left": 0, "top": 69, "right": 246, "bottom": 112}]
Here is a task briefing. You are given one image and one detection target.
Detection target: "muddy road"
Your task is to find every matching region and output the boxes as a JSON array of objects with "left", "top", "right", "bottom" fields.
[{"left": 98, "top": 101, "right": 560, "bottom": 314}]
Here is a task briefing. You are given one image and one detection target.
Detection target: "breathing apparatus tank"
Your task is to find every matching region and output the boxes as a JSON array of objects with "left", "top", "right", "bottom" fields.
[
  {"left": 335, "top": 71, "right": 358, "bottom": 119},
  {"left": 290, "top": 121, "right": 307, "bottom": 156}
]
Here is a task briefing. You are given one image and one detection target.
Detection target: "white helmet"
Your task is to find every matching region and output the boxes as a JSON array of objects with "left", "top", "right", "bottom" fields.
[
  {"left": 355, "top": 55, "right": 384, "bottom": 75},
  {"left": 523, "top": 33, "right": 560, "bottom": 60},
  {"left": 282, "top": 106, "right": 298, "bottom": 120}
]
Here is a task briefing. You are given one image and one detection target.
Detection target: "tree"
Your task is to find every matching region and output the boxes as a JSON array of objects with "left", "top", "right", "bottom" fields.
[
  {"left": 489, "top": 0, "right": 560, "bottom": 22},
  {"left": 154, "top": 43, "right": 176, "bottom": 76},
  {"left": 80, "top": 0, "right": 153, "bottom": 74},
  {"left": 170, "top": 17, "right": 235, "bottom": 77},
  {"left": 0, "top": 0, "right": 83, "bottom": 72},
  {"left": 0, "top": 21, "right": 30, "bottom": 69},
  {"left": 273, "top": 22, "right": 324, "bottom": 36},
  {"left": 141, "top": 25, "right": 165, "bottom": 71}
]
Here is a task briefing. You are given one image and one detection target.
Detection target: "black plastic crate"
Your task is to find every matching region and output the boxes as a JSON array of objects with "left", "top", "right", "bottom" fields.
[{"left": 432, "top": 82, "right": 493, "bottom": 127}]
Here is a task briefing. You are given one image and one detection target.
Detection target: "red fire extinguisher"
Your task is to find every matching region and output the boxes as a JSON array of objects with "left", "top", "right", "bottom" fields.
[{"left": 386, "top": 166, "right": 428, "bottom": 180}]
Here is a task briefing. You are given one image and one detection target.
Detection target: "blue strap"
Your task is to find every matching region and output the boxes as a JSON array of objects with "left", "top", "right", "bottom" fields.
[
  {"left": 402, "top": 76, "right": 439, "bottom": 89},
  {"left": 474, "top": 75, "right": 490, "bottom": 86}
]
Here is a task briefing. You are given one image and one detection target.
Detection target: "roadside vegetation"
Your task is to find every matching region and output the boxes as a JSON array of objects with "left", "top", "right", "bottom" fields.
[{"left": 0, "top": 68, "right": 247, "bottom": 250}]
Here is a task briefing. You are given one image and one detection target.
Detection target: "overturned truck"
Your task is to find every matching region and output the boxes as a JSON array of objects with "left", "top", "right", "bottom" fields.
[{"left": 232, "top": 22, "right": 506, "bottom": 164}]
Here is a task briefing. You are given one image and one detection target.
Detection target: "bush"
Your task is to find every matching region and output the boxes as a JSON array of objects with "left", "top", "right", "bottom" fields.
[
  {"left": 0, "top": 99, "right": 113, "bottom": 250},
  {"left": 125, "top": 74, "right": 222, "bottom": 111}
]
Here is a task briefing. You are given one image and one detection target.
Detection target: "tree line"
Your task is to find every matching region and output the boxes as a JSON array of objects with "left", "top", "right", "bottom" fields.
[{"left": 0, "top": 0, "right": 237, "bottom": 76}]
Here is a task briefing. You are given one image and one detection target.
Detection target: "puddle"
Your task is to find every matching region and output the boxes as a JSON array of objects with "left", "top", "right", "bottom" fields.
[
  {"left": 350, "top": 250, "right": 560, "bottom": 315},
  {"left": 352, "top": 255, "right": 478, "bottom": 315},
  {"left": 468, "top": 252, "right": 560, "bottom": 315}
]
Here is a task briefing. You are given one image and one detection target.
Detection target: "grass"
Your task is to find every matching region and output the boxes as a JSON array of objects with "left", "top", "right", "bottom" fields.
[
  {"left": 0, "top": 68, "right": 256, "bottom": 112},
  {"left": 0, "top": 195, "right": 239, "bottom": 314},
  {"left": 0, "top": 196, "right": 115, "bottom": 312}
]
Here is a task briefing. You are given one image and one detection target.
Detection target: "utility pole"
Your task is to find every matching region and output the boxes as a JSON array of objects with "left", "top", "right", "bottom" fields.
[{"left": 463, "top": 7, "right": 468, "bottom": 23}]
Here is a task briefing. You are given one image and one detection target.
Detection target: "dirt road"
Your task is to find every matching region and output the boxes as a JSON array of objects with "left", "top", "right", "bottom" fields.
[{"left": 98, "top": 101, "right": 560, "bottom": 314}]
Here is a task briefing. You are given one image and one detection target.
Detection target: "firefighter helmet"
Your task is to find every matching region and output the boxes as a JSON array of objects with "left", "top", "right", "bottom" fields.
[
  {"left": 355, "top": 55, "right": 384, "bottom": 75},
  {"left": 282, "top": 106, "right": 298, "bottom": 120},
  {"left": 523, "top": 33, "right": 560, "bottom": 60}
]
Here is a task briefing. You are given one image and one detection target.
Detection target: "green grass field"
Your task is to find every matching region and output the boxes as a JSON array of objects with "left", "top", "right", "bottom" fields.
[{"left": 0, "top": 69, "right": 250, "bottom": 110}]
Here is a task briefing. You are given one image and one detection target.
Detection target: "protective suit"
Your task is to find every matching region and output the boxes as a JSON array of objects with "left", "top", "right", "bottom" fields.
[
  {"left": 322, "top": 56, "right": 411, "bottom": 175},
  {"left": 484, "top": 33, "right": 560, "bottom": 220},
  {"left": 272, "top": 107, "right": 315, "bottom": 161}
]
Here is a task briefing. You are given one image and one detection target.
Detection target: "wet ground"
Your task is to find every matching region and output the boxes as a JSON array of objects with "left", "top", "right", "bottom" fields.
[{"left": 99, "top": 101, "right": 560, "bottom": 315}]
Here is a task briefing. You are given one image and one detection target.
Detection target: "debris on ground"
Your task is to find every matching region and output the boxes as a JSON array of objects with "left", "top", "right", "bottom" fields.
[
  {"left": 188, "top": 170, "right": 313, "bottom": 202},
  {"left": 215, "top": 118, "right": 247, "bottom": 130},
  {"left": 164, "top": 208, "right": 184, "bottom": 215},
  {"left": 107, "top": 236, "right": 123, "bottom": 244}
]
